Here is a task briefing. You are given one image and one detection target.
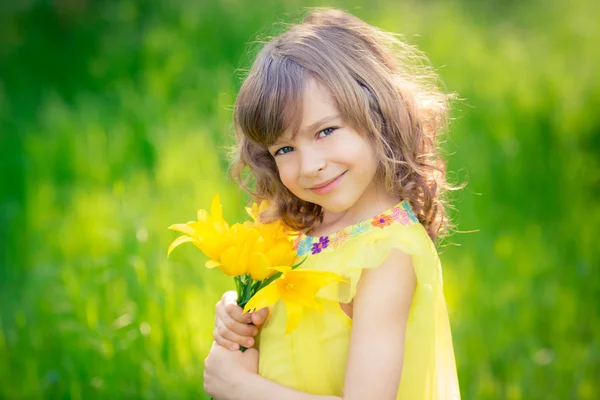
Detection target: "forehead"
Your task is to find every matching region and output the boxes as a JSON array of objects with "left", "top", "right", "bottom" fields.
[{"left": 279, "top": 79, "right": 340, "bottom": 141}]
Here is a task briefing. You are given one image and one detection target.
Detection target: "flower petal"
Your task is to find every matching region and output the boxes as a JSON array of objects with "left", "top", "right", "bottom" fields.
[
  {"left": 248, "top": 252, "right": 273, "bottom": 281},
  {"left": 168, "top": 223, "right": 198, "bottom": 237},
  {"left": 205, "top": 260, "right": 221, "bottom": 269},
  {"left": 266, "top": 242, "right": 295, "bottom": 266},
  {"left": 197, "top": 209, "right": 208, "bottom": 223},
  {"left": 245, "top": 206, "right": 256, "bottom": 221},
  {"left": 268, "top": 265, "right": 293, "bottom": 274},
  {"left": 244, "top": 284, "right": 281, "bottom": 312},
  {"left": 167, "top": 235, "right": 194, "bottom": 256},
  {"left": 283, "top": 301, "right": 304, "bottom": 334},
  {"left": 220, "top": 246, "right": 246, "bottom": 277},
  {"left": 280, "top": 287, "right": 321, "bottom": 309}
]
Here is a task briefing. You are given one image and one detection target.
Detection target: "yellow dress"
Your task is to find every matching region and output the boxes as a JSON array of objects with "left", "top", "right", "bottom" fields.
[{"left": 257, "top": 201, "right": 460, "bottom": 399}]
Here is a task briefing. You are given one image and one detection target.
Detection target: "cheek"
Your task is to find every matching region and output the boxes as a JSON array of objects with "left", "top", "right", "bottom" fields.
[
  {"left": 357, "top": 136, "right": 378, "bottom": 167},
  {"left": 363, "top": 143, "right": 379, "bottom": 172},
  {"left": 275, "top": 160, "right": 299, "bottom": 190},
  {"left": 334, "top": 135, "right": 377, "bottom": 168}
]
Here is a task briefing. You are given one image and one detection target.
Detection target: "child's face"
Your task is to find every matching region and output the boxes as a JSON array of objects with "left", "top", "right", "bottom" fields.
[{"left": 267, "top": 79, "right": 379, "bottom": 214}]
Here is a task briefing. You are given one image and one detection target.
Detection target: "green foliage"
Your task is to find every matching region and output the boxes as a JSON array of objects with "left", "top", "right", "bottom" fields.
[{"left": 1, "top": 0, "right": 598, "bottom": 398}]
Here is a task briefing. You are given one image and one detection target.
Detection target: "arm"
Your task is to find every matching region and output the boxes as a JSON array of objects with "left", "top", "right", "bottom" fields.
[
  {"left": 233, "top": 372, "right": 341, "bottom": 400},
  {"left": 342, "top": 248, "right": 415, "bottom": 399},
  {"left": 205, "top": 249, "right": 415, "bottom": 400},
  {"left": 204, "top": 344, "right": 341, "bottom": 400}
]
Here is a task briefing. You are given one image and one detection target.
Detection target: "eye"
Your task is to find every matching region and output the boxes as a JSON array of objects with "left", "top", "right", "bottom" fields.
[
  {"left": 274, "top": 146, "right": 294, "bottom": 156},
  {"left": 317, "top": 127, "right": 337, "bottom": 138}
]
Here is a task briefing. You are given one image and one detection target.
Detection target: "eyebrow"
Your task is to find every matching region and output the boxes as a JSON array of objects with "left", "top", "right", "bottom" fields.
[
  {"left": 274, "top": 114, "right": 340, "bottom": 144},
  {"left": 270, "top": 114, "right": 341, "bottom": 150},
  {"left": 292, "top": 114, "right": 340, "bottom": 140}
]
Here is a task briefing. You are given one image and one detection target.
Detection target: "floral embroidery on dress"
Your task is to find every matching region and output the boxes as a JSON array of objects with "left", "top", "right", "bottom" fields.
[
  {"left": 297, "top": 237, "right": 313, "bottom": 256},
  {"left": 371, "top": 214, "right": 394, "bottom": 228},
  {"left": 311, "top": 236, "right": 330, "bottom": 255},
  {"left": 405, "top": 204, "right": 419, "bottom": 223},
  {"left": 295, "top": 201, "right": 417, "bottom": 257},
  {"left": 330, "top": 230, "right": 349, "bottom": 248},
  {"left": 391, "top": 207, "right": 411, "bottom": 225},
  {"left": 350, "top": 221, "right": 369, "bottom": 237}
]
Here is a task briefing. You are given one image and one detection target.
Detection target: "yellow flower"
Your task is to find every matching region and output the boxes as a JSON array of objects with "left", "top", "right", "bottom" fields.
[
  {"left": 218, "top": 222, "right": 263, "bottom": 277},
  {"left": 218, "top": 221, "right": 295, "bottom": 281},
  {"left": 245, "top": 199, "right": 270, "bottom": 222},
  {"left": 249, "top": 222, "right": 296, "bottom": 281},
  {"left": 168, "top": 196, "right": 298, "bottom": 280},
  {"left": 246, "top": 199, "right": 299, "bottom": 243},
  {"left": 244, "top": 266, "right": 347, "bottom": 334},
  {"left": 242, "top": 200, "right": 298, "bottom": 280},
  {"left": 168, "top": 194, "right": 230, "bottom": 266}
]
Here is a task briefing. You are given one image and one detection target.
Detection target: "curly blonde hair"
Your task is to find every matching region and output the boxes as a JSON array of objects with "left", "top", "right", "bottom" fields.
[{"left": 230, "top": 8, "right": 456, "bottom": 240}]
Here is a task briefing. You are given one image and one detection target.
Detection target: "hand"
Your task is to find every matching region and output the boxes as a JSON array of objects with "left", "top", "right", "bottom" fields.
[
  {"left": 203, "top": 342, "right": 259, "bottom": 400},
  {"left": 214, "top": 291, "right": 269, "bottom": 350}
]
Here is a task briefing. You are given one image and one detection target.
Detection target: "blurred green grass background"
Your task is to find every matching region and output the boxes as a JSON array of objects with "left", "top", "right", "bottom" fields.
[{"left": 0, "top": 0, "right": 598, "bottom": 398}]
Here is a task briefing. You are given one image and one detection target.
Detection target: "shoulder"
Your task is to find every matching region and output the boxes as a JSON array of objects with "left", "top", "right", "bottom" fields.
[{"left": 354, "top": 248, "right": 416, "bottom": 316}]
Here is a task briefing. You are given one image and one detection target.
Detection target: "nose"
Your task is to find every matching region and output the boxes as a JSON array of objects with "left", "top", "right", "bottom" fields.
[{"left": 300, "top": 149, "right": 326, "bottom": 178}]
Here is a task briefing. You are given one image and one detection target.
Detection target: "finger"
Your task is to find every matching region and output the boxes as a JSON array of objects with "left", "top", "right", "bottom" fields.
[
  {"left": 222, "top": 310, "right": 258, "bottom": 337},
  {"left": 215, "top": 322, "right": 256, "bottom": 349},
  {"left": 216, "top": 310, "right": 256, "bottom": 340},
  {"left": 242, "top": 347, "right": 260, "bottom": 367},
  {"left": 224, "top": 300, "right": 252, "bottom": 324},
  {"left": 213, "top": 332, "right": 240, "bottom": 351},
  {"left": 250, "top": 307, "right": 269, "bottom": 326},
  {"left": 222, "top": 290, "right": 238, "bottom": 304},
  {"left": 244, "top": 347, "right": 259, "bottom": 358},
  {"left": 216, "top": 292, "right": 251, "bottom": 325}
]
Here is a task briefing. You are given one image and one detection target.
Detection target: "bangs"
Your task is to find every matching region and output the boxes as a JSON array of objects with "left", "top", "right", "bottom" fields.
[{"left": 235, "top": 49, "right": 307, "bottom": 147}]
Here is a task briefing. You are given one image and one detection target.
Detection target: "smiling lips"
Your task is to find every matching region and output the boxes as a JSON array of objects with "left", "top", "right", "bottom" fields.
[{"left": 309, "top": 171, "right": 347, "bottom": 195}]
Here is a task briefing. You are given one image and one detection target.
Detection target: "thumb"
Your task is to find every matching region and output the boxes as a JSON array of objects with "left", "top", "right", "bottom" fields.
[
  {"left": 240, "top": 346, "right": 259, "bottom": 374},
  {"left": 251, "top": 307, "right": 269, "bottom": 325},
  {"left": 243, "top": 347, "right": 259, "bottom": 362}
]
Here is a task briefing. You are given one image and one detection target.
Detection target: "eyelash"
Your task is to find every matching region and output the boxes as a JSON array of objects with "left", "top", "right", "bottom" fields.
[{"left": 273, "top": 127, "right": 338, "bottom": 156}]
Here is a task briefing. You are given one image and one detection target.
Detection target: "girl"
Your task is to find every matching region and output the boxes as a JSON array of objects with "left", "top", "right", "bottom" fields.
[{"left": 204, "top": 7, "right": 460, "bottom": 400}]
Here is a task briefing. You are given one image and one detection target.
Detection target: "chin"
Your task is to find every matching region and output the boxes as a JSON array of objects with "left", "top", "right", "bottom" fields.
[{"left": 313, "top": 196, "right": 356, "bottom": 213}]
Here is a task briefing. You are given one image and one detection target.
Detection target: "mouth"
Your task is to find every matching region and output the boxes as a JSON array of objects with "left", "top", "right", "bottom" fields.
[{"left": 309, "top": 171, "right": 347, "bottom": 194}]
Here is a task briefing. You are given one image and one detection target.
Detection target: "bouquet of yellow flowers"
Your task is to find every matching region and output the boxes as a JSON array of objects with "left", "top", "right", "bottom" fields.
[{"left": 167, "top": 195, "right": 346, "bottom": 335}]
